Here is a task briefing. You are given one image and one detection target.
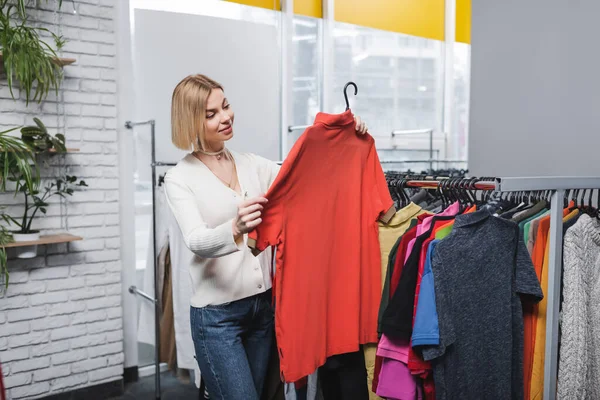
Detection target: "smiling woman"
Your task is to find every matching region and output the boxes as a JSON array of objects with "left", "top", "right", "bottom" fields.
[
  {"left": 163, "top": 72, "right": 369, "bottom": 399},
  {"left": 164, "top": 74, "right": 281, "bottom": 399}
]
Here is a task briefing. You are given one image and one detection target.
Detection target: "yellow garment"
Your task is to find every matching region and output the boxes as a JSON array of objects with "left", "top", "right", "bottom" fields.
[
  {"left": 529, "top": 209, "right": 579, "bottom": 399},
  {"left": 364, "top": 202, "right": 427, "bottom": 400}
]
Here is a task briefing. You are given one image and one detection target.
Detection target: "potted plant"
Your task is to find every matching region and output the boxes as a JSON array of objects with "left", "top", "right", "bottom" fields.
[
  {"left": 5, "top": 174, "right": 87, "bottom": 258},
  {"left": 20, "top": 117, "right": 67, "bottom": 153},
  {"left": 0, "top": 126, "right": 36, "bottom": 284},
  {"left": 0, "top": 0, "right": 66, "bottom": 104}
]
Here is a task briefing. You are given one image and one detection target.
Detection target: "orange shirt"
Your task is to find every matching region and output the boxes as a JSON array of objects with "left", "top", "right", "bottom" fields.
[
  {"left": 248, "top": 110, "right": 395, "bottom": 383},
  {"left": 524, "top": 205, "right": 572, "bottom": 398}
]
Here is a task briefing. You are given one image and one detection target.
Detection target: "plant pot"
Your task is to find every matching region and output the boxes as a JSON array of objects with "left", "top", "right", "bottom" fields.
[{"left": 11, "top": 231, "right": 40, "bottom": 259}]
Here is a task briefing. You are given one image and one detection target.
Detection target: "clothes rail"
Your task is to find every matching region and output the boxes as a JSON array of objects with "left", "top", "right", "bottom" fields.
[
  {"left": 402, "top": 179, "right": 496, "bottom": 191},
  {"left": 495, "top": 176, "right": 600, "bottom": 400},
  {"left": 125, "top": 119, "right": 164, "bottom": 400}
]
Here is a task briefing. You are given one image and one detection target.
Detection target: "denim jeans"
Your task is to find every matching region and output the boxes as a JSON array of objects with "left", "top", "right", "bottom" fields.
[{"left": 190, "top": 290, "right": 274, "bottom": 400}]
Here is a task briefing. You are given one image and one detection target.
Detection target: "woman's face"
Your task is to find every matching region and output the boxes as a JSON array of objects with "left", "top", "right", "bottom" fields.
[{"left": 203, "top": 88, "right": 234, "bottom": 150}]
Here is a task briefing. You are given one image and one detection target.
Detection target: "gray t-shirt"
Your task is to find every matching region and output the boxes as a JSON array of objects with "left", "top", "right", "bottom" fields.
[{"left": 422, "top": 209, "right": 543, "bottom": 400}]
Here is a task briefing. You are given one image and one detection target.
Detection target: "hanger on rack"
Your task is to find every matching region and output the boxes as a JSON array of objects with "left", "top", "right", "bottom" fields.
[{"left": 344, "top": 82, "right": 358, "bottom": 111}]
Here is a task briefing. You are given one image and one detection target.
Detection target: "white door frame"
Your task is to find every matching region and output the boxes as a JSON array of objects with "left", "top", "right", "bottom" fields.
[{"left": 115, "top": 0, "right": 139, "bottom": 371}]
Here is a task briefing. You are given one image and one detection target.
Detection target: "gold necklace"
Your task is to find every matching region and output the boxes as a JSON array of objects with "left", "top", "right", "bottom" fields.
[
  {"left": 196, "top": 147, "right": 225, "bottom": 160},
  {"left": 193, "top": 151, "right": 237, "bottom": 189}
]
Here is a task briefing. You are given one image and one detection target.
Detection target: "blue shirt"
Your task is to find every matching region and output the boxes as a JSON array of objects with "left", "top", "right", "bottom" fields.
[{"left": 411, "top": 239, "right": 440, "bottom": 346}]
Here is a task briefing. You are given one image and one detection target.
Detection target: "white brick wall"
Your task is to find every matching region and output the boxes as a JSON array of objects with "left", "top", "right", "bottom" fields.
[{"left": 0, "top": 1, "right": 124, "bottom": 399}]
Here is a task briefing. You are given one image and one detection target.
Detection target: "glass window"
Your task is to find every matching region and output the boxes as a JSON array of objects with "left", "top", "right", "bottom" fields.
[
  {"left": 331, "top": 22, "right": 445, "bottom": 169},
  {"left": 450, "top": 42, "right": 470, "bottom": 162},
  {"left": 128, "top": 0, "right": 280, "bottom": 368},
  {"left": 289, "top": 16, "right": 322, "bottom": 153}
]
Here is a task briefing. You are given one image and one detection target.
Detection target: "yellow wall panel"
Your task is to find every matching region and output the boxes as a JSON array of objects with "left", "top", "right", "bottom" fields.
[
  {"left": 295, "top": 0, "right": 322, "bottom": 18},
  {"left": 456, "top": 0, "right": 471, "bottom": 44},
  {"left": 335, "top": 0, "right": 444, "bottom": 41},
  {"left": 226, "top": 0, "right": 281, "bottom": 11}
]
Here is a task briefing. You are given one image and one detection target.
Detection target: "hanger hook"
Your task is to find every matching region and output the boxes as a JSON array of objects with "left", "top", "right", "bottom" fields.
[{"left": 344, "top": 82, "right": 358, "bottom": 111}]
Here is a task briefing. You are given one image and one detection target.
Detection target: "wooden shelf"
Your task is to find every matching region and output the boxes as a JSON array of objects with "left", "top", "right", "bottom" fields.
[
  {"left": 48, "top": 148, "right": 80, "bottom": 153},
  {"left": 0, "top": 148, "right": 80, "bottom": 153},
  {"left": 2, "top": 233, "right": 82, "bottom": 248},
  {"left": 51, "top": 57, "right": 76, "bottom": 67},
  {"left": 0, "top": 52, "right": 76, "bottom": 67}
]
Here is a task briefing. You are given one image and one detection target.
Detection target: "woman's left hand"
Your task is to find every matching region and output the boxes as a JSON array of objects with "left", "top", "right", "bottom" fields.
[{"left": 354, "top": 115, "right": 369, "bottom": 135}]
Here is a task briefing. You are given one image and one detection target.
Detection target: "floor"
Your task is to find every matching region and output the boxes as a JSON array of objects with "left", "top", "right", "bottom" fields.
[{"left": 109, "top": 371, "right": 202, "bottom": 400}]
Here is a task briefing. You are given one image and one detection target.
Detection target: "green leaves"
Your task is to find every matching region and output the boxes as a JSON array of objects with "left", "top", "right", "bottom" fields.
[
  {"left": 20, "top": 117, "right": 67, "bottom": 153},
  {"left": 0, "top": 0, "right": 67, "bottom": 104},
  {"left": 0, "top": 225, "right": 12, "bottom": 288},
  {"left": 17, "top": 174, "right": 89, "bottom": 233},
  {"left": 0, "top": 126, "right": 38, "bottom": 193}
]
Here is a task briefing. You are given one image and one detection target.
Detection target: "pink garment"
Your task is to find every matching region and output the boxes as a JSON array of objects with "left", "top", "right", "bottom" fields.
[
  {"left": 376, "top": 335, "right": 423, "bottom": 400},
  {"left": 377, "top": 334, "right": 410, "bottom": 363},
  {"left": 404, "top": 201, "right": 460, "bottom": 264}
]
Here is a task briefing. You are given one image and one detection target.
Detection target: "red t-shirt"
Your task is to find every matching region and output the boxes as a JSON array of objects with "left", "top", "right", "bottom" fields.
[{"left": 248, "top": 110, "right": 395, "bottom": 383}]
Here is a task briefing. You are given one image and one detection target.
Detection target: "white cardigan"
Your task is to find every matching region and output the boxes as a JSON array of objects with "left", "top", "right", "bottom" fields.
[
  {"left": 557, "top": 214, "right": 600, "bottom": 399},
  {"left": 164, "top": 150, "right": 280, "bottom": 308}
]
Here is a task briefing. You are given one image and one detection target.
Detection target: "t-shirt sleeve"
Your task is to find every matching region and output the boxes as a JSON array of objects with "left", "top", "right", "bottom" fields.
[
  {"left": 515, "top": 226, "right": 544, "bottom": 302},
  {"left": 247, "top": 201, "right": 281, "bottom": 255},
  {"left": 421, "top": 245, "right": 456, "bottom": 361},
  {"left": 366, "top": 143, "right": 395, "bottom": 223},
  {"left": 251, "top": 153, "right": 281, "bottom": 192},
  {"left": 412, "top": 241, "right": 440, "bottom": 347}
]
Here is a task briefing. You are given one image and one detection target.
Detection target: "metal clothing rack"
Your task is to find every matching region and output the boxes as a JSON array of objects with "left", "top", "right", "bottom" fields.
[
  {"left": 387, "top": 175, "right": 600, "bottom": 400},
  {"left": 123, "top": 118, "right": 594, "bottom": 400},
  {"left": 495, "top": 177, "right": 600, "bottom": 400},
  {"left": 125, "top": 119, "right": 177, "bottom": 400}
]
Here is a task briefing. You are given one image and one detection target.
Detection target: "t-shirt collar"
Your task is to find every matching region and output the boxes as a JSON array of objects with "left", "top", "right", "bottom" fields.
[
  {"left": 384, "top": 202, "right": 423, "bottom": 227},
  {"left": 313, "top": 110, "right": 354, "bottom": 127},
  {"left": 453, "top": 208, "right": 493, "bottom": 229}
]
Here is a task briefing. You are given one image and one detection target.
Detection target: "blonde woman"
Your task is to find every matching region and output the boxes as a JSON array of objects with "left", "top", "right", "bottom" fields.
[{"left": 165, "top": 74, "right": 370, "bottom": 399}]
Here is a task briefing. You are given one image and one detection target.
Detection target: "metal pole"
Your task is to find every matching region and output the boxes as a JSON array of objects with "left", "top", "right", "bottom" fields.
[
  {"left": 128, "top": 285, "right": 157, "bottom": 304},
  {"left": 149, "top": 120, "right": 161, "bottom": 400},
  {"left": 429, "top": 129, "right": 433, "bottom": 173},
  {"left": 543, "top": 189, "right": 565, "bottom": 400}
]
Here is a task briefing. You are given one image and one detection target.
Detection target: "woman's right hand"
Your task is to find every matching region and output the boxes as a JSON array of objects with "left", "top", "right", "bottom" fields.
[{"left": 232, "top": 195, "right": 268, "bottom": 243}]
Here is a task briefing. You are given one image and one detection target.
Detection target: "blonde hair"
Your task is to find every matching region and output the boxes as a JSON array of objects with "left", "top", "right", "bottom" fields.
[{"left": 171, "top": 74, "right": 224, "bottom": 151}]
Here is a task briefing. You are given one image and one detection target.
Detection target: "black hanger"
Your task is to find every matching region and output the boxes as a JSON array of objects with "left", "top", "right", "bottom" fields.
[
  {"left": 459, "top": 178, "right": 471, "bottom": 206},
  {"left": 343, "top": 82, "right": 358, "bottom": 111},
  {"left": 396, "top": 178, "right": 407, "bottom": 208},
  {"left": 468, "top": 177, "right": 479, "bottom": 205}
]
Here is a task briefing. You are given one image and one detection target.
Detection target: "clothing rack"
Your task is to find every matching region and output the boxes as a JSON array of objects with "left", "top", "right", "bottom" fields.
[
  {"left": 125, "top": 119, "right": 171, "bottom": 400},
  {"left": 495, "top": 177, "right": 600, "bottom": 400},
  {"left": 123, "top": 119, "right": 596, "bottom": 400},
  {"left": 384, "top": 175, "right": 600, "bottom": 400}
]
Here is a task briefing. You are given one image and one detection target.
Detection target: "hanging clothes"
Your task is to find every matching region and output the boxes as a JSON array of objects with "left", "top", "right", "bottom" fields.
[
  {"left": 166, "top": 199, "right": 202, "bottom": 385},
  {"left": 421, "top": 209, "right": 543, "bottom": 399},
  {"left": 374, "top": 203, "right": 474, "bottom": 400},
  {"left": 381, "top": 212, "right": 460, "bottom": 339},
  {"left": 248, "top": 110, "right": 395, "bottom": 383},
  {"left": 526, "top": 206, "right": 574, "bottom": 399},
  {"left": 138, "top": 187, "right": 202, "bottom": 386},
  {"left": 159, "top": 245, "right": 177, "bottom": 370},
  {"left": 138, "top": 187, "right": 170, "bottom": 347},
  {"left": 364, "top": 202, "right": 428, "bottom": 400},
  {"left": 557, "top": 214, "right": 600, "bottom": 399},
  {"left": 521, "top": 208, "right": 550, "bottom": 400}
]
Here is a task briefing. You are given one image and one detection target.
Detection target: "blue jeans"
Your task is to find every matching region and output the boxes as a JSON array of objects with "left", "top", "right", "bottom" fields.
[{"left": 190, "top": 290, "right": 274, "bottom": 400}]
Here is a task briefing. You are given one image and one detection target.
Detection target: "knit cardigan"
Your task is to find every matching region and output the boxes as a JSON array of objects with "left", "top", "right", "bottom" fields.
[{"left": 557, "top": 214, "right": 600, "bottom": 399}]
